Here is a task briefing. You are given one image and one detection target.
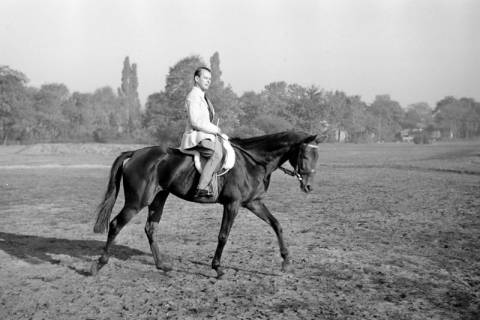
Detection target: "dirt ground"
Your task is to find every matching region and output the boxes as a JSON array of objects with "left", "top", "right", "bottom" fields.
[{"left": 0, "top": 141, "right": 479, "bottom": 319}]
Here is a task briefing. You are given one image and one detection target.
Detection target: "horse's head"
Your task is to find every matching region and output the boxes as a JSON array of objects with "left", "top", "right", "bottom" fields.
[{"left": 288, "top": 134, "right": 321, "bottom": 193}]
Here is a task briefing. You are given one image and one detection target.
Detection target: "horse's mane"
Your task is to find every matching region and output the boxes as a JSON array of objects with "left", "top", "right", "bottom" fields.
[
  {"left": 230, "top": 130, "right": 310, "bottom": 165},
  {"left": 231, "top": 130, "right": 309, "bottom": 149}
]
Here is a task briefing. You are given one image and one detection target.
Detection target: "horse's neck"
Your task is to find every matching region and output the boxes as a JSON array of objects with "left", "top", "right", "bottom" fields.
[
  {"left": 262, "top": 144, "right": 297, "bottom": 175},
  {"left": 271, "top": 149, "right": 292, "bottom": 170},
  {"left": 234, "top": 132, "right": 305, "bottom": 174}
]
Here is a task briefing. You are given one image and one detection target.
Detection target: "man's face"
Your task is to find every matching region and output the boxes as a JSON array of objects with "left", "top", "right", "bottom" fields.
[{"left": 195, "top": 70, "right": 211, "bottom": 91}]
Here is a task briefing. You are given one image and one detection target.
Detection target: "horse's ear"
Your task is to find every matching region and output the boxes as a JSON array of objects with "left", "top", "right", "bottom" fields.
[
  {"left": 304, "top": 135, "right": 318, "bottom": 144},
  {"left": 315, "top": 134, "right": 328, "bottom": 143}
]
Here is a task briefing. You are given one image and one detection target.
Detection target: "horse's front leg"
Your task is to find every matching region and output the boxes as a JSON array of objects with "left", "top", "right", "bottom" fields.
[
  {"left": 145, "top": 191, "right": 171, "bottom": 272},
  {"left": 212, "top": 201, "right": 239, "bottom": 278},
  {"left": 244, "top": 200, "right": 290, "bottom": 272}
]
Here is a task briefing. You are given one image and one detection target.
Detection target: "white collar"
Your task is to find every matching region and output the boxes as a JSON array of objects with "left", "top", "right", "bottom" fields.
[{"left": 192, "top": 85, "right": 205, "bottom": 98}]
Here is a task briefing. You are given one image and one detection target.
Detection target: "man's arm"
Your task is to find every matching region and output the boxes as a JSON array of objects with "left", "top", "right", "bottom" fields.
[{"left": 186, "top": 96, "right": 221, "bottom": 135}]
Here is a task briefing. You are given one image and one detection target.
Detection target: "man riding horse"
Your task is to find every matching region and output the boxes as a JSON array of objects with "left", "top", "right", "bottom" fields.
[
  {"left": 180, "top": 66, "right": 228, "bottom": 198},
  {"left": 91, "top": 67, "right": 329, "bottom": 278}
]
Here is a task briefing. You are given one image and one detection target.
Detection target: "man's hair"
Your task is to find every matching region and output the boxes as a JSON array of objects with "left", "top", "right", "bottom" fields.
[{"left": 194, "top": 67, "right": 211, "bottom": 80}]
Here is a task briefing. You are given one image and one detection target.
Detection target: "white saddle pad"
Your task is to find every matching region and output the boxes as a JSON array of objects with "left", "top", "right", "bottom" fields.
[{"left": 180, "top": 137, "right": 235, "bottom": 174}]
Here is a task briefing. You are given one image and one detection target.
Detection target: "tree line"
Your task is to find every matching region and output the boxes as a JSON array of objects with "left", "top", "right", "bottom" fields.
[
  {"left": 0, "top": 57, "right": 141, "bottom": 144},
  {"left": 1, "top": 53, "right": 479, "bottom": 145}
]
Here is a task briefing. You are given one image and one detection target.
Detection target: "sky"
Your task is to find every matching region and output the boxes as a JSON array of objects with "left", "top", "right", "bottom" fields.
[{"left": 1, "top": 0, "right": 479, "bottom": 108}]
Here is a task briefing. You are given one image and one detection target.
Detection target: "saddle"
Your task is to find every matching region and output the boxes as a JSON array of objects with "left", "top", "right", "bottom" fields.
[{"left": 167, "top": 138, "right": 236, "bottom": 199}]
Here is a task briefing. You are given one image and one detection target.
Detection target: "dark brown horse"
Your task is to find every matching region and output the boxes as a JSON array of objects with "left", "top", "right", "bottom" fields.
[{"left": 91, "top": 130, "right": 322, "bottom": 278}]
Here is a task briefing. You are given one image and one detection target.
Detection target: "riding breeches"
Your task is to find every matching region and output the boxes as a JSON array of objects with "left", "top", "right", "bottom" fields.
[{"left": 189, "top": 138, "right": 223, "bottom": 190}]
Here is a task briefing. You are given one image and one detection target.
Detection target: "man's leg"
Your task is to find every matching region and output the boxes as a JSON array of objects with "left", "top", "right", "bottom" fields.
[{"left": 197, "top": 138, "right": 223, "bottom": 194}]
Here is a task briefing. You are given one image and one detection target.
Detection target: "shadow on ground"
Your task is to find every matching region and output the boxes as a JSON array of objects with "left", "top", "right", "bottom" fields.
[{"left": 0, "top": 231, "right": 148, "bottom": 267}]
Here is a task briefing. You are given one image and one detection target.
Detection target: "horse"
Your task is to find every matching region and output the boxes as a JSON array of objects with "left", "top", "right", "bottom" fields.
[{"left": 91, "top": 130, "right": 322, "bottom": 278}]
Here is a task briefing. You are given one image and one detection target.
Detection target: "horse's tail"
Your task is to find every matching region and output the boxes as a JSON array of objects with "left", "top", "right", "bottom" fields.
[{"left": 93, "top": 151, "right": 134, "bottom": 233}]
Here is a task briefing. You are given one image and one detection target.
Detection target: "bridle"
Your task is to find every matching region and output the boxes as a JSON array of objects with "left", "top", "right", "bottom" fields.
[{"left": 279, "top": 143, "right": 318, "bottom": 183}]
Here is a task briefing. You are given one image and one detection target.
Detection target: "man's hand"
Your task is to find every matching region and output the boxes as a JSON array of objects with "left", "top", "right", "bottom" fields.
[{"left": 218, "top": 133, "right": 229, "bottom": 141}]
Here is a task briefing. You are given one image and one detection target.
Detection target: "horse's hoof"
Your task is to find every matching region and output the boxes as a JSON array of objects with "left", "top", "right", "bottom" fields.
[
  {"left": 90, "top": 261, "right": 100, "bottom": 276},
  {"left": 281, "top": 260, "right": 291, "bottom": 273},
  {"left": 156, "top": 263, "right": 173, "bottom": 272},
  {"left": 90, "top": 257, "right": 108, "bottom": 276},
  {"left": 215, "top": 267, "right": 225, "bottom": 279}
]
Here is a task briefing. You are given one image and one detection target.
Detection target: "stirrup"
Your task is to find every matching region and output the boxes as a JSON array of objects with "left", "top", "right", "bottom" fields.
[{"left": 194, "top": 188, "right": 213, "bottom": 198}]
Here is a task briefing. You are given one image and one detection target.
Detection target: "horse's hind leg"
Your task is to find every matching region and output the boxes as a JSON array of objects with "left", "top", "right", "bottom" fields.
[
  {"left": 91, "top": 205, "right": 139, "bottom": 275},
  {"left": 145, "top": 191, "right": 172, "bottom": 272},
  {"left": 244, "top": 200, "right": 290, "bottom": 272}
]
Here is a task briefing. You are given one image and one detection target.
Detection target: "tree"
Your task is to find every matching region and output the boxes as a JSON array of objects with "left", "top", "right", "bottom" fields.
[
  {"left": 118, "top": 56, "right": 141, "bottom": 134},
  {"left": 283, "top": 84, "right": 326, "bottom": 133},
  {"left": 367, "top": 95, "right": 404, "bottom": 141},
  {"left": 324, "top": 91, "right": 349, "bottom": 130},
  {"left": 239, "top": 91, "right": 262, "bottom": 124},
  {"left": 254, "top": 114, "right": 293, "bottom": 134},
  {"left": 0, "top": 66, "right": 32, "bottom": 144},
  {"left": 320, "top": 90, "right": 369, "bottom": 142},
  {"left": 260, "top": 81, "right": 290, "bottom": 117},
  {"left": 209, "top": 52, "right": 224, "bottom": 92},
  {"left": 63, "top": 91, "right": 93, "bottom": 139},
  {"left": 143, "top": 92, "right": 179, "bottom": 144},
  {"left": 434, "top": 97, "right": 480, "bottom": 139},
  {"left": 340, "top": 95, "right": 369, "bottom": 142},
  {"left": 238, "top": 82, "right": 329, "bottom": 137},
  {"left": 461, "top": 99, "right": 480, "bottom": 138},
  {"left": 90, "top": 86, "right": 123, "bottom": 141},
  {"left": 32, "top": 83, "right": 70, "bottom": 140},
  {"left": 304, "top": 85, "right": 328, "bottom": 129},
  {"left": 403, "top": 102, "right": 433, "bottom": 129},
  {"left": 434, "top": 96, "right": 458, "bottom": 138},
  {"left": 236, "top": 91, "right": 265, "bottom": 137},
  {"left": 239, "top": 81, "right": 295, "bottom": 134}
]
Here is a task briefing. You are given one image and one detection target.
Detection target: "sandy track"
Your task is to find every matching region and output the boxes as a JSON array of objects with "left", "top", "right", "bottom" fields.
[{"left": 0, "top": 142, "right": 479, "bottom": 319}]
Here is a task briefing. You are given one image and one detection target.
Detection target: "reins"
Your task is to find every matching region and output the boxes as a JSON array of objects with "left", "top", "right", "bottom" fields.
[{"left": 278, "top": 166, "right": 304, "bottom": 182}]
